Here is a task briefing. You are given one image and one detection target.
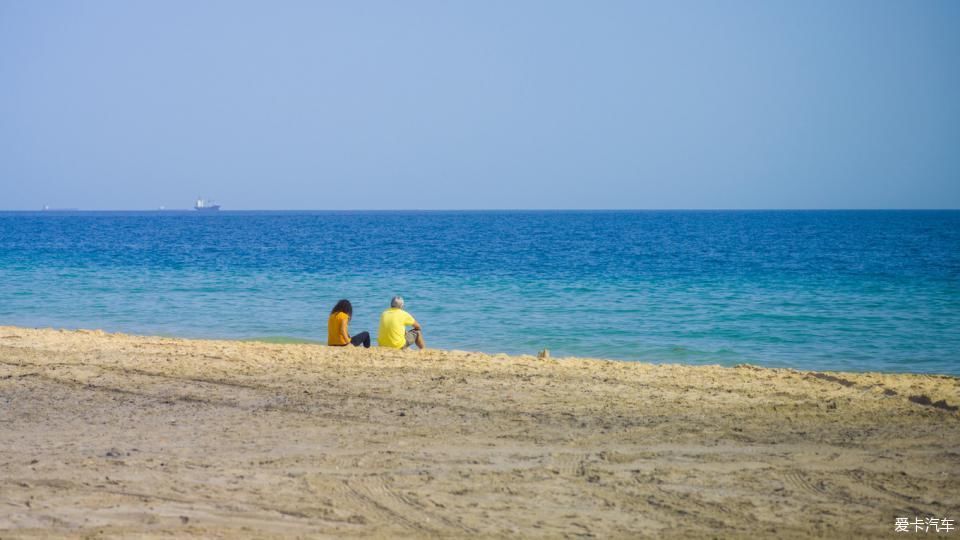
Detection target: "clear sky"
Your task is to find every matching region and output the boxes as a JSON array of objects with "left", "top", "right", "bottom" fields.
[{"left": 1, "top": 1, "right": 958, "bottom": 210}]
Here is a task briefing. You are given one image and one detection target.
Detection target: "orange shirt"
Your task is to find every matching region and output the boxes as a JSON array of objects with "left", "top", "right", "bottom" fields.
[{"left": 327, "top": 312, "right": 350, "bottom": 346}]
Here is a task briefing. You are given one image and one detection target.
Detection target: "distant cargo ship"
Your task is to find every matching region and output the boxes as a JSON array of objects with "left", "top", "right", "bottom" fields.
[{"left": 194, "top": 197, "right": 221, "bottom": 211}]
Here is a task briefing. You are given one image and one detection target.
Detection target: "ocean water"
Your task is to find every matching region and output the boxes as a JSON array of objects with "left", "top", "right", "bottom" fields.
[{"left": 1, "top": 210, "right": 958, "bottom": 375}]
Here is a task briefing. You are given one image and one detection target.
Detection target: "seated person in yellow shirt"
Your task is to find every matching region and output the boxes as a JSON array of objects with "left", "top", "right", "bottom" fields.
[
  {"left": 327, "top": 299, "right": 371, "bottom": 348},
  {"left": 377, "top": 296, "right": 425, "bottom": 350}
]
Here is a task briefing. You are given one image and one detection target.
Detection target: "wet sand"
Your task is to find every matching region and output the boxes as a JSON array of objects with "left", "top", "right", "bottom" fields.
[{"left": 1, "top": 326, "right": 958, "bottom": 538}]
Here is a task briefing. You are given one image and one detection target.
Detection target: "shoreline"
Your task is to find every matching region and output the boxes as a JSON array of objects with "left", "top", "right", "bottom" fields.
[
  {"left": 1, "top": 325, "right": 958, "bottom": 537},
  {"left": 8, "top": 324, "right": 960, "bottom": 379}
]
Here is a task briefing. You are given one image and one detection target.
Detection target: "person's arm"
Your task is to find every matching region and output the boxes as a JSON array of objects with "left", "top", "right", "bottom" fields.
[
  {"left": 339, "top": 317, "right": 351, "bottom": 343},
  {"left": 405, "top": 311, "right": 420, "bottom": 331}
]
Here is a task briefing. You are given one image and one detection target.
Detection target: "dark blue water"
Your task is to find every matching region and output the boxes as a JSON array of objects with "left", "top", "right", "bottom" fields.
[{"left": 1, "top": 210, "right": 958, "bottom": 374}]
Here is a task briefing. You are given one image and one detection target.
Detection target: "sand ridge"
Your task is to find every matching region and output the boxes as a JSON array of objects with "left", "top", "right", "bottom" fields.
[{"left": 0, "top": 326, "right": 958, "bottom": 538}]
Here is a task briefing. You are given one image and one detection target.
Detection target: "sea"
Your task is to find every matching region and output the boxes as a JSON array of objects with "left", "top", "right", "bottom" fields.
[{"left": 1, "top": 210, "right": 957, "bottom": 375}]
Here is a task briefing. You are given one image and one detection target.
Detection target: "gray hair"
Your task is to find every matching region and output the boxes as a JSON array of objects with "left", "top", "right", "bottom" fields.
[{"left": 390, "top": 295, "right": 404, "bottom": 308}]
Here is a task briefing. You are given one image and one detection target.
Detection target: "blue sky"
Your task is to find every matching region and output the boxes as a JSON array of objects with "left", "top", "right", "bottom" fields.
[{"left": 1, "top": 1, "right": 958, "bottom": 210}]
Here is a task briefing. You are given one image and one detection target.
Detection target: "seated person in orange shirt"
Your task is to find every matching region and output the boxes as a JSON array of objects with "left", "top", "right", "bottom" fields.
[{"left": 327, "top": 299, "right": 370, "bottom": 348}]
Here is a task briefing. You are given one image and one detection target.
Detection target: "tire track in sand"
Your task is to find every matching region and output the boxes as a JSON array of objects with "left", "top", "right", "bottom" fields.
[
  {"left": 782, "top": 470, "right": 828, "bottom": 496},
  {"left": 305, "top": 475, "right": 472, "bottom": 535},
  {"left": 550, "top": 452, "right": 591, "bottom": 477},
  {"left": 349, "top": 475, "right": 476, "bottom": 535}
]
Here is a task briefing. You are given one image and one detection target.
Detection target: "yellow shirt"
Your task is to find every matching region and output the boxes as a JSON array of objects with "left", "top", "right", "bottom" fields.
[
  {"left": 327, "top": 312, "right": 350, "bottom": 346},
  {"left": 377, "top": 308, "right": 415, "bottom": 349}
]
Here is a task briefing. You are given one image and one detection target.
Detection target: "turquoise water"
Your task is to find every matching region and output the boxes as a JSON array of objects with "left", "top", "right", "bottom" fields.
[{"left": 1, "top": 210, "right": 957, "bottom": 374}]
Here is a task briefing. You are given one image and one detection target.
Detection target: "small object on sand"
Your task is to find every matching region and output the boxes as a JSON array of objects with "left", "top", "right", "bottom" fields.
[{"left": 538, "top": 349, "right": 550, "bottom": 359}]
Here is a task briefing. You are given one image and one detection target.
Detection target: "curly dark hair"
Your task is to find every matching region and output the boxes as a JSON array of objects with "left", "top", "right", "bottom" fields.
[{"left": 330, "top": 299, "right": 353, "bottom": 318}]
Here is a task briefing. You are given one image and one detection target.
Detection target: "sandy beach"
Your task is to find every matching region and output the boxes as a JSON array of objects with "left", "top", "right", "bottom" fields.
[{"left": 0, "top": 326, "right": 957, "bottom": 538}]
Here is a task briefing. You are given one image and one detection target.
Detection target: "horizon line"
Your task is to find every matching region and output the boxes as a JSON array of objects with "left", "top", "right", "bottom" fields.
[{"left": 2, "top": 208, "right": 960, "bottom": 212}]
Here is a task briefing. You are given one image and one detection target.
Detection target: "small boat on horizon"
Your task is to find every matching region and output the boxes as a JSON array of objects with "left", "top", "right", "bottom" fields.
[{"left": 194, "top": 197, "right": 221, "bottom": 211}]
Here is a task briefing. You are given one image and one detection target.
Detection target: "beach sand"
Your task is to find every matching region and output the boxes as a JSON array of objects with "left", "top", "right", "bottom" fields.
[{"left": 1, "top": 326, "right": 957, "bottom": 538}]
